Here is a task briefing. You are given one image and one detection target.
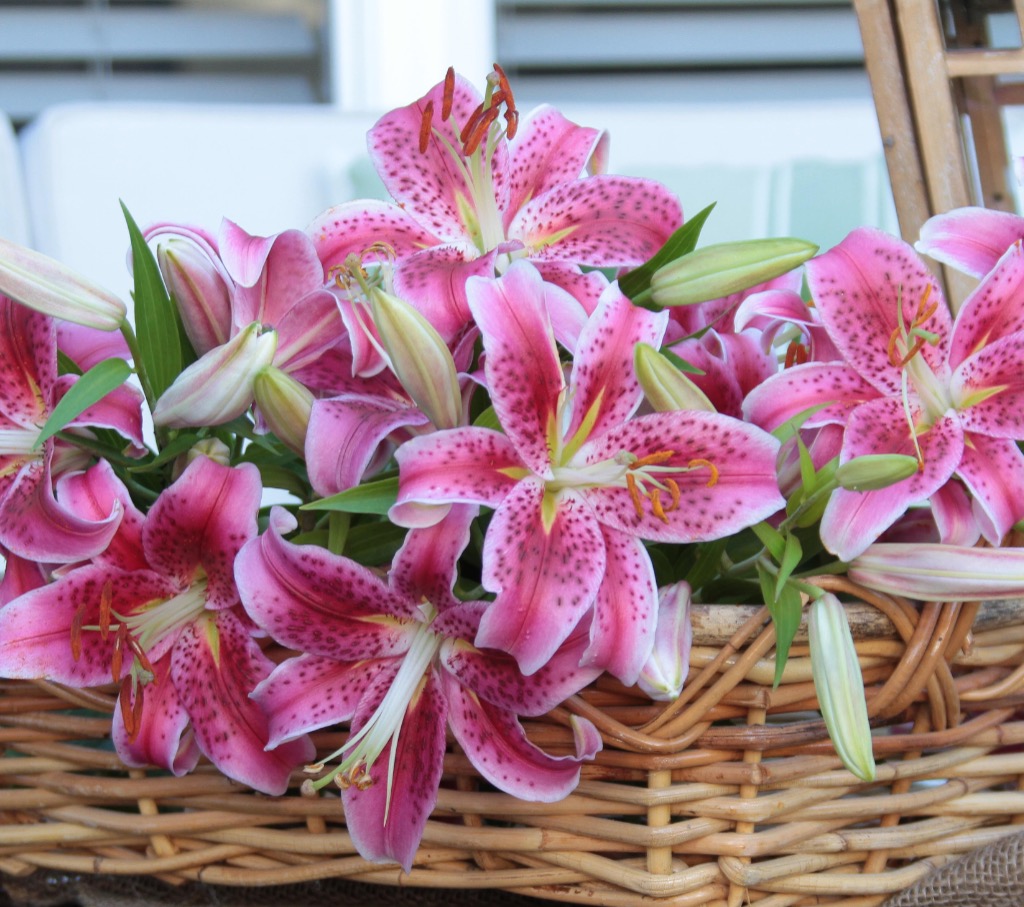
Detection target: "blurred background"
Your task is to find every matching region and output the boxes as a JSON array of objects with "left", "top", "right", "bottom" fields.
[{"left": 0, "top": 0, "right": 1018, "bottom": 295}]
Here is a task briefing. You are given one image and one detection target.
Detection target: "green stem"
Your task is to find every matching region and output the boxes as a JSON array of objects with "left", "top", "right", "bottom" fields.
[{"left": 119, "top": 321, "right": 156, "bottom": 410}]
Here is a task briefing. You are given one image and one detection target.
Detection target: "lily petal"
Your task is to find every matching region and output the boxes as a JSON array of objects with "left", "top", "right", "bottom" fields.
[
  {"left": 467, "top": 262, "right": 563, "bottom": 476},
  {"left": 476, "top": 480, "right": 605, "bottom": 675},
  {"left": 393, "top": 426, "right": 523, "bottom": 515},
  {"left": 143, "top": 457, "right": 261, "bottom": 609},
  {"left": 951, "top": 329, "right": 1024, "bottom": 439},
  {"left": 342, "top": 664, "right": 448, "bottom": 873},
  {"left": 806, "top": 228, "right": 952, "bottom": 397},
  {"left": 252, "top": 653, "right": 390, "bottom": 749},
  {"left": 581, "top": 526, "right": 658, "bottom": 685},
  {"left": 949, "top": 240, "right": 1024, "bottom": 367},
  {"left": 510, "top": 175, "right": 682, "bottom": 267},
  {"left": 917, "top": 207, "right": 1024, "bottom": 278},
  {"left": 113, "top": 654, "right": 199, "bottom": 777},
  {"left": 821, "top": 400, "right": 964, "bottom": 560},
  {"left": 235, "top": 507, "right": 419, "bottom": 656},
  {"left": 390, "top": 504, "right": 476, "bottom": 610},
  {"left": 444, "top": 671, "right": 601, "bottom": 801},
  {"left": 955, "top": 433, "right": 1024, "bottom": 545},
  {"left": 172, "top": 609, "right": 315, "bottom": 795}
]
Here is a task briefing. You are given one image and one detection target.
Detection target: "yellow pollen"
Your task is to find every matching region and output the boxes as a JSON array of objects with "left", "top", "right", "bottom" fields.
[{"left": 688, "top": 458, "right": 719, "bottom": 487}]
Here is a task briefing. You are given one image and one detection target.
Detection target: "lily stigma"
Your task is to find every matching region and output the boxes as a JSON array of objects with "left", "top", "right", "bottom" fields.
[
  {"left": 302, "top": 603, "right": 442, "bottom": 819},
  {"left": 71, "top": 575, "right": 210, "bottom": 741}
]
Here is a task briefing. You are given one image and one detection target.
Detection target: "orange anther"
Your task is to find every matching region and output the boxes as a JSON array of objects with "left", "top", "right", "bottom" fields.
[
  {"left": 629, "top": 449, "right": 676, "bottom": 469},
  {"left": 625, "top": 472, "right": 645, "bottom": 519},
  {"left": 784, "top": 340, "right": 808, "bottom": 368},
  {"left": 688, "top": 458, "right": 719, "bottom": 487},
  {"left": 419, "top": 99, "right": 435, "bottom": 154},
  {"left": 665, "top": 478, "right": 681, "bottom": 512},
  {"left": 442, "top": 66, "right": 455, "bottom": 120},
  {"left": 650, "top": 489, "right": 669, "bottom": 524},
  {"left": 505, "top": 107, "right": 519, "bottom": 140},
  {"left": 463, "top": 105, "right": 501, "bottom": 155},
  {"left": 460, "top": 100, "right": 486, "bottom": 145},
  {"left": 99, "top": 580, "right": 113, "bottom": 641},
  {"left": 70, "top": 601, "right": 85, "bottom": 662}
]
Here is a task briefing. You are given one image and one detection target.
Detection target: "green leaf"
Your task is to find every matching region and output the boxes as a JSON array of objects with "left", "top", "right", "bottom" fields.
[
  {"left": 751, "top": 521, "right": 786, "bottom": 562},
  {"left": 658, "top": 348, "right": 706, "bottom": 376},
  {"left": 473, "top": 405, "right": 502, "bottom": 431},
  {"left": 769, "top": 583, "right": 803, "bottom": 688},
  {"left": 683, "top": 538, "right": 728, "bottom": 592},
  {"left": 301, "top": 477, "right": 399, "bottom": 515},
  {"left": 775, "top": 533, "right": 804, "bottom": 599},
  {"left": 343, "top": 521, "right": 408, "bottom": 566},
  {"left": 35, "top": 357, "right": 132, "bottom": 448},
  {"left": 619, "top": 204, "right": 715, "bottom": 302},
  {"left": 121, "top": 202, "right": 182, "bottom": 401}
]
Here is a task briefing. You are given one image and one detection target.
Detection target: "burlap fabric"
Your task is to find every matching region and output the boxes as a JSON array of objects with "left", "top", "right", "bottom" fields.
[{"left": 4, "top": 832, "right": 1024, "bottom": 907}]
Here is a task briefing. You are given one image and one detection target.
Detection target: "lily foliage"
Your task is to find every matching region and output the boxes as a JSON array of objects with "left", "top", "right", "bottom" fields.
[{"left": 3, "top": 66, "right": 1024, "bottom": 867}]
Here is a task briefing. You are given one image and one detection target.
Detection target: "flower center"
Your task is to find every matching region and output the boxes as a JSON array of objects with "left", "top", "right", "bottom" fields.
[
  {"left": 418, "top": 66, "right": 519, "bottom": 255},
  {"left": 70, "top": 575, "right": 210, "bottom": 742},
  {"left": 550, "top": 448, "right": 719, "bottom": 524},
  {"left": 304, "top": 605, "right": 443, "bottom": 820}
]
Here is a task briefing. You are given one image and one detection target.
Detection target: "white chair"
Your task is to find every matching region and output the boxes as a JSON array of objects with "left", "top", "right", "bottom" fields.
[
  {"left": 18, "top": 102, "right": 384, "bottom": 297},
  {"left": 0, "top": 109, "right": 31, "bottom": 245}
]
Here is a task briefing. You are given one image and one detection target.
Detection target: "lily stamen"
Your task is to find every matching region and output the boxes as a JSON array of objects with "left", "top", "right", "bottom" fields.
[
  {"left": 625, "top": 471, "right": 645, "bottom": 519},
  {"left": 628, "top": 449, "right": 677, "bottom": 469},
  {"left": 463, "top": 105, "right": 502, "bottom": 156},
  {"left": 441, "top": 66, "right": 455, "bottom": 120},
  {"left": 418, "top": 99, "right": 434, "bottom": 154},
  {"left": 688, "top": 458, "right": 719, "bottom": 487}
]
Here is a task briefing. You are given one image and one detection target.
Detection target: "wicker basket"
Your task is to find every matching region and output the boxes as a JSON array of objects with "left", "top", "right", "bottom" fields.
[{"left": 3, "top": 576, "right": 1024, "bottom": 907}]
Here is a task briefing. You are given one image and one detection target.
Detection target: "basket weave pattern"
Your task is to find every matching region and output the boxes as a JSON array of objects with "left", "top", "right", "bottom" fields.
[{"left": 2, "top": 577, "right": 1024, "bottom": 907}]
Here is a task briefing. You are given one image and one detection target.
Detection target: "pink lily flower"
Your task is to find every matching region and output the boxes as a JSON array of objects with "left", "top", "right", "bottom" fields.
[
  {"left": 147, "top": 220, "right": 347, "bottom": 428},
  {"left": 744, "top": 227, "right": 1024, "bottom": 560},
  {"left": 236, "top": 505, "right": 602, "bottom": 872},
  {"left": 917, "top": 207, "right": 1024, "bottom": 279},
  {"left": 0, "top": 455, "right": 313, "bottom": 793},
  {"left": 0, "top": 297, "right": 143, "bottom": 562},
  {"left": 394, "top": 262, "right": 785, "bottom": 682},
  {"left": 309, "top": 67, "right": 682, "bottom": 341}
]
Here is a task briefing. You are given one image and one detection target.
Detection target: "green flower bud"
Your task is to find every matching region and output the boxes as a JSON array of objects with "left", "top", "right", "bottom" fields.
[
  {"left": 0, "top": 237, "right": 126, "bottom": 331},
  {"left": 634, "top": 343, "right": 716, "bottom": 412},
  {"left": 369, "top": 288, "right": 462, "bottom": 430},
  {"left": 808, "top": 593, "right": 875, "bottom": 781},
  {"left": 650, "top": 237, "right": 818, "bottom": 307},
  {"left": 253, "top": 365, "right": 314, "bottom": 455},
  {"left": 836, "top": 454, "right": 920, "bottom": 491}
]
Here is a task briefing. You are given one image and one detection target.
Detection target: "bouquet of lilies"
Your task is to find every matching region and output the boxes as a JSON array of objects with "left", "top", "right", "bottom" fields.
[{"left": 3, "top": 67, "right": 1024, "bottom": 872}]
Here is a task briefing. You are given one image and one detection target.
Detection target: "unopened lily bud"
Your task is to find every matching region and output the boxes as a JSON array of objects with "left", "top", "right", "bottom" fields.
[
  {"left": 849, "top": 543, "right": 1024, "bottom": 601},
  {"left": 650, "top": 238, "right": 818, "bottom": 307},
  {"left": 369, "top": 287, "right": 461, "bottom": 430},
  {"left": 638, "top": 582, "right": 693, "bottom": 701},
  {"left": 634, "top": 343, "right": 715, "bottom": 413},
  {"left": 836, "top": 453, "right": 920, "bottom": 492},
  {"left": 0, "top": 237, "right": 126, "bottom": 331},
  {"left": 152, "top": 322, "right": 277, "bottom": 428},
  {"left": 808, "top": 593, "right": 875, "bottom": 781},
  {"left": 253, "top": 365, "right": 314, "bottom": 454},
  {"left": 186, "top": 438, "right": 232, "bottom": 468},
  {"left": 157, "top": 238, "right": 232, "bottom": 355}
]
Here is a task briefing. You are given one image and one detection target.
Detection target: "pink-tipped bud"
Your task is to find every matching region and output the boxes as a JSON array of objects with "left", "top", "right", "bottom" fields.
[
  {"left": 152, "top": 322, "right": 277, "bottom": 428},
  {"left": 637, "top": 582, "right": 693, "bottom": 701},
  {"left": 0, "top": 237, "right": 126, "bottom": 331},
  {"left": 156, "top": 238, "right": 232, "bottom": 355}
]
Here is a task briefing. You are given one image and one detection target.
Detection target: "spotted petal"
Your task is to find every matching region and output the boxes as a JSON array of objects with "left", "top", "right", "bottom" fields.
[
  {"left": 581, "top": 411, "right": 784, "bottom": 544},
  {"left": 252, "top": 654, "right": 391, "bottom": 749},
  {"left": 143, "top": 457, "right": 261, "bottom": 610},
  {"left": 476, "top": 480, "right": 606, "bottom": 675},
  {"left": 468, "top": 261, "right": 564, "bottom": 476},
  {"left": 806, "top": 228, "right": 952, "bottom": 397},
  {"left": 955, "top": 433, "right": 1024, "bottom": 545},
  {"left": 949, "top": 243, "right": 1024, "bottom": 369},
  {"left": 821, "top": 398, "right": 964, "bottom": 560},
  {"left": 235, "top": 507, "right": 419, "bottom": 657},
  {"left": 172, "top": 610, "right": 315, "bottom": 795},
  {"left": 565, "top": 281, "right": 668, "bottom": 440},
  {"left": 342, "top": 663, "right": 448, "bottom": 872},
  {"left": 509, "top": 176, "right": 683, "bottom": 267},
  {"left": 581, "top": 526, "right": 658, "bottom": 685},
  {"left": 113, "top": 654, "right": 199, "bottom": 777},
  {"left": 444, "top": 671, "right": 602, "bottom": 802}
]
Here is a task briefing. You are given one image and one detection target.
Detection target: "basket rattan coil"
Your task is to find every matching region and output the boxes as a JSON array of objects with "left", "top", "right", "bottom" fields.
[{"left": 2, "top": 576, "right": 1024, "bottom": 907}]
